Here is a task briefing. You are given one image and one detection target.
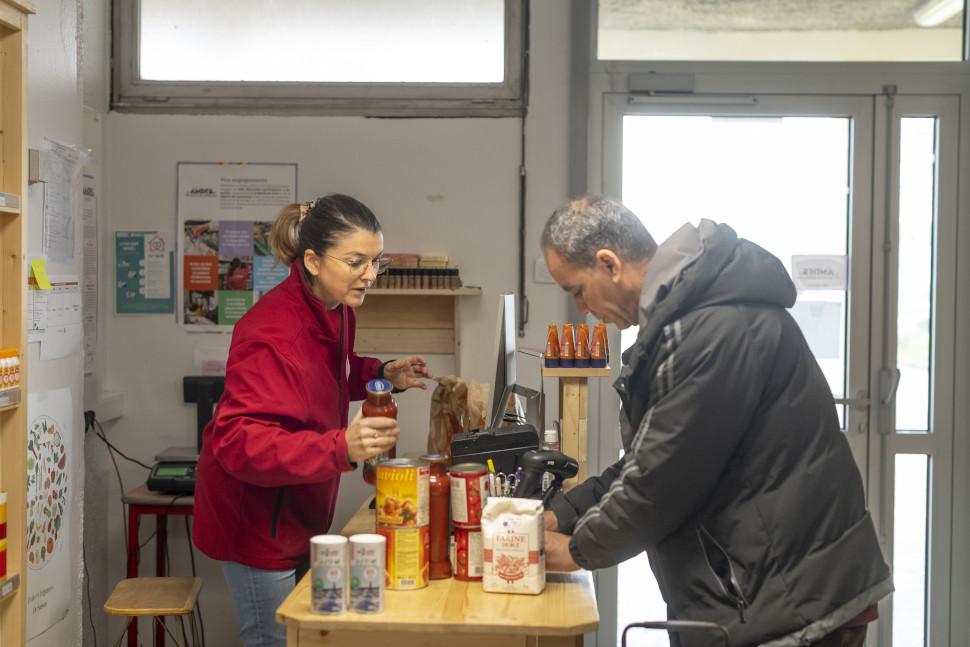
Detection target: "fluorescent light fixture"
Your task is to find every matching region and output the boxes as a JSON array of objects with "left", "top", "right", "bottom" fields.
[{"left": 913, "top": 0, "right": 963, "bottom": 27}]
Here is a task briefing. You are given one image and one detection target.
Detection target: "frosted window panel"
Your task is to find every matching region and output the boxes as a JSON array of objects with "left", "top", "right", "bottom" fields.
[
  {"left": 598, "top": 0, "right": 964, "bottom": 62},
  {"left": 892, "top": 454, "right": 929, "bottom": 646},
  {"left": 620, "top": 115, "right": 851, "bottom": 414},
  {"left": 895, "top": 118, "right": 937, "bottom": 434},
  {"left": 139, "top": 0, "right": 505, "bottom": 83}
]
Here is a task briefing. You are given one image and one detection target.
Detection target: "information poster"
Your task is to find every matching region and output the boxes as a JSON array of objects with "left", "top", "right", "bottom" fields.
[
  {"left": 26, "top": 388, "right": 73, "bottom": 639},
  {"left": 115, "top": 231, "right": 175, "bottom": 314},
  {"left": 177, "top": 162, "right": 296, "bottom": 329}
]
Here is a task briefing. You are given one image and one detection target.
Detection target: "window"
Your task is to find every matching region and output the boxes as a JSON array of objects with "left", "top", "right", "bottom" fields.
[
  {"left": 597, "top": 0, "right": 966, "bottom": 62},
  {"left": 112, "top": 0, "right": 525, "bottom": 115}
]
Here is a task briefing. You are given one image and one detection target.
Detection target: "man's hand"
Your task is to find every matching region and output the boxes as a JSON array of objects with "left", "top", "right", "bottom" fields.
[
  {"left": 543, "top": 510, "right": 559, "bottom": 532},
  {"left": 544, "top": 531, "right": 579, "bottom": 571}
]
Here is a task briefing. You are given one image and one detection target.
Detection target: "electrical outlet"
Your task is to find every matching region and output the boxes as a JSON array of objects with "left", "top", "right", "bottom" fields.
[{"left": 534, "top": 258, "right": 555, "bottom": 284}]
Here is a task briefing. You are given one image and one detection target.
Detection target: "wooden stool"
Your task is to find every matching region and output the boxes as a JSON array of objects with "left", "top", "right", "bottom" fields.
[{"left": 104, "top": 576, "right": 202, "bottom": 647}]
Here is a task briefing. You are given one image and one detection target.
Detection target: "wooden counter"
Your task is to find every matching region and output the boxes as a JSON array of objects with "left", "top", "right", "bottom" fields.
[{"left": 275, "top": 499, "right": 599, "bottom": 646}]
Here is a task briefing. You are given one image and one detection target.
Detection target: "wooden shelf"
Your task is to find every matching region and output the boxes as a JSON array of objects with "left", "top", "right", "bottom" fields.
[
  {"left": 0, "top": 3, "right": 33, "bottom": 643},
  {"left": 0, "top": 388, "right": 19, "bottom": 411},
  {"left": 366, "top": 287, "right": 481, "bottom": 296},
  {"left": 542, "top": 367, "right": 612, "bottom": 378},
  {"left": 355, "top": 287, "right": 481, "bottom": 372},
  {"left": 0, "top": 574, "right": 19, "bottom": 602}
]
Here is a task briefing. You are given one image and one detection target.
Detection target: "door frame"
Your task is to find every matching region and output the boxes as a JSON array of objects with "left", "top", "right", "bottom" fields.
[
  {"left": 589, "top": 90, "right": 961, "bottom": 646},
  {"left": 867, "top": 94, "right": 960, "bottom": 647}
]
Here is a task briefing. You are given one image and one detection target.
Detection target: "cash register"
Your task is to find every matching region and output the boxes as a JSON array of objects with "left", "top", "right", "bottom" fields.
[{"left": 147, "top": 446, "right": 199, "bottom": 494}]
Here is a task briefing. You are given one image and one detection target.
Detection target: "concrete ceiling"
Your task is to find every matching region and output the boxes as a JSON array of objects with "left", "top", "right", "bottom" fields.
[{"left": 599, "top": 0, "right": 962, "bottom": 31}]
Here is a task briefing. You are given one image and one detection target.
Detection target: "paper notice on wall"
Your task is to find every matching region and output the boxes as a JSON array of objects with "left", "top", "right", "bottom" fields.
[
  {"left": 40, "top": 139, "right": 87, "bottom": 265},
  {"left": 790, "top": 255, "right": 847, "bottom": 292},
  {"left": 40, "top": 278, "right": 82, "bottom": 361},
  {"left": 26, "top": 388, "right": 74, "bottom": 639},
  {"left": 28, "top": 284, "right": 49, "bottom": 344},
  {"left": 789, "top": 301, "right": 842, "bottom": 359},
  {"left": 82, "top": 174, "right": 98, "bottom": 375}
]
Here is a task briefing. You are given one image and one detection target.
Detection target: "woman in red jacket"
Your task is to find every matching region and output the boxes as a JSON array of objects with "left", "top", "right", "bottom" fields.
[{"left": 193, "top": 194, "right": 431, "bottom": 647}]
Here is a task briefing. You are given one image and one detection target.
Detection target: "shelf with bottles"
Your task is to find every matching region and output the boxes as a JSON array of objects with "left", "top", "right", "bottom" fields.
[
  {"left": 0, "top": 388, "right": 19, "bottom": 412},
  {"left": 365, "top": 287, "right": 481, "bottom": 296},
  {"left": 0, "top": 574, "right": 17, "bottom": 602},
  {"left": 542, "top": 366, "right": 612, "bottom": 378},
  {"left": 374, "top": 267, "right": 466, "bottom": 290}
]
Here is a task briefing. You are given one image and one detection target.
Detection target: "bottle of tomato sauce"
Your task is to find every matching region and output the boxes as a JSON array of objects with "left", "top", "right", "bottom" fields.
[
  {"left": 362, "top": 379, "right": 397, "bottom": 485},
  {"left": 421, "top": 453, "right": 451, "bottom": 579}
]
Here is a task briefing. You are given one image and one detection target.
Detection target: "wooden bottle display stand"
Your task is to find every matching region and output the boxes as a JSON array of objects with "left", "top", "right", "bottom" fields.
[{"left": 542, "top": 366, "right": 612, "bottom": 490}]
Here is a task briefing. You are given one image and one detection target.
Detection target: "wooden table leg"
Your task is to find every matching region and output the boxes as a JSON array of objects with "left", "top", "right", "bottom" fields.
[
  {"left": 537, "top": 637, "right": 584, "bottom": 647},
  {"left": 127, "top": 506, "right": 139, "bottom": 647},
  {"left": 156, "top": 514, "right": 168, "bottom": 645}
]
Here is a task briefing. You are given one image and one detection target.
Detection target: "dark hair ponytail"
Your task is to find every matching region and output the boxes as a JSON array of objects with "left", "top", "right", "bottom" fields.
[{"left": 269, "top": 194, "right": 381, "bottom": 266}]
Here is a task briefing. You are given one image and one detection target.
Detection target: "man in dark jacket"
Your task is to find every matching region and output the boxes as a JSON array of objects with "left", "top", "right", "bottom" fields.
[{"left": 540, "top": 195, "right": 892, "bottom": 647}]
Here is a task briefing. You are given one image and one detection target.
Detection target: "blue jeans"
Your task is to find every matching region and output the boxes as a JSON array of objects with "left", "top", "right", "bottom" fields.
[{"left": 220, "top": 560, "right": 309, "bottom": 647}]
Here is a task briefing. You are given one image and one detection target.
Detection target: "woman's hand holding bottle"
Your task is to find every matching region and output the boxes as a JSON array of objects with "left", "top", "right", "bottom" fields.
[{"left": 346, "top": 406, "right": 399, "bottom": 463}]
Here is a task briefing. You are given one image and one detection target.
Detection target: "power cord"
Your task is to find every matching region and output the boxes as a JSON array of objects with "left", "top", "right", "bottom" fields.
[
  {"left": 82, "top": 544, "right": 97, "bottom": 647},
  {"left": 86, "top": 411, "right": 153, "bottom": 470},
  {"left": 184, "top": 516, "right": 206, "bottom": 645},
  {"left": 88, "top": 412, "right": 132, "bottom": 554}
]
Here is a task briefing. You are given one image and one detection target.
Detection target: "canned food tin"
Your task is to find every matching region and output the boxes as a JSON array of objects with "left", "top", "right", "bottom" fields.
[
  {"left": 377, "top": 525, "right": 430, "bottom": 590},
  {"left": 349, "top": 533, "right": 386, "bottom": 613},
  {"left": 450, "top": 526, "right": 483, "bottom": 581},
  {"left": 310, "top": 535, "right": 347, "bottom": 614},
  {"left": 376, "top": 459, "right": 429, "bottom": 528},
  {"left": 449, "top": 463, "right": 490, "bottom": 528}
]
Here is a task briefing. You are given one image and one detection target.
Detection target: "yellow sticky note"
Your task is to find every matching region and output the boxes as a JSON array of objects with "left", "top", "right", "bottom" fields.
[{"left": 30, "top": 259, "right": 52, "bottom": 290}]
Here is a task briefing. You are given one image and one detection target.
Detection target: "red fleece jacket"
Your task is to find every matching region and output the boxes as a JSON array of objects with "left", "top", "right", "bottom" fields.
[{"left": 193, "top": 262, "right": 381, "bottom": 569}]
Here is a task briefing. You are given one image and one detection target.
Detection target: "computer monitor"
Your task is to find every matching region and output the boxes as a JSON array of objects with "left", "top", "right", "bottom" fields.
[{"left": 487, "top": 292, "right": 518, "bottom": 428}]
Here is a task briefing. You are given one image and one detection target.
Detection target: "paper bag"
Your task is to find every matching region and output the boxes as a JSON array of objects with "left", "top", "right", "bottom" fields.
[{"left": 427, "top": 377, "right": 490, "bottom": 455}]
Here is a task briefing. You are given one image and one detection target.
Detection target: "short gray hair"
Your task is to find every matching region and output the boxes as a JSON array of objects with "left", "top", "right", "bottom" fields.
[{"left": 541, "top": 194, "right": 657, "bottom": 267}]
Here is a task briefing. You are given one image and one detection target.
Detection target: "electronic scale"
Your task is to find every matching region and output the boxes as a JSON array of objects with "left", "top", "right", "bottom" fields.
[{"left": 147, "top": 446, "right": 199, "bottom": 494}]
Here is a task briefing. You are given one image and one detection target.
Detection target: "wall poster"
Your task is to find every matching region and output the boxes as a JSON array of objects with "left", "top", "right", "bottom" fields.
[
  {"left": 177, "top": 162, "right": 297, "bottom": 330},
  {"left": 26, "top": 388, "right": 73, "bottom": 639},
  {"left": 115, "top": 231, "right": 175, "bottom": 314}
]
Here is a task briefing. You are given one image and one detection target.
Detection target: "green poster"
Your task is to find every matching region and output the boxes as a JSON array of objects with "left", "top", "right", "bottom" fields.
[
  {"left": 115, "top": 232, "right": 175, "bottom": 314},
  {"left": 218, "top": 291, "right": 253, "bottom": 325}
]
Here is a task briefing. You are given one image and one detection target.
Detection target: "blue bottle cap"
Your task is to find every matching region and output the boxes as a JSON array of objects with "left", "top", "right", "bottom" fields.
[{"left": 366, "top": 378, "right": 392, "bottom": 394}]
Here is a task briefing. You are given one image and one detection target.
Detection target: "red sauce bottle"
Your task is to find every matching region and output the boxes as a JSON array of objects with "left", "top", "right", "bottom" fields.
[
  {"left": 544, "top": 324, "right": 560, "bottom": 368},
  {"left": 422, "top": 453, "right": 452, "bottom": 579},
  {"left": 591, "top": 323, "right": 608, "bottom": 368},
  {"left": 575, "top": 323, "right": 591, "bottom": 368},
  {"left": 559, "top": 323, "right": 576, "bottom": 368},
  {"left": 361, "top": 378, "right": 397, "bottom": 485}
]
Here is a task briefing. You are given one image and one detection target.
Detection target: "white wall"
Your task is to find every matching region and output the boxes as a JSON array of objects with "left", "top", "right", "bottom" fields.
[
  {"left": 96, "top": 2, "right": 571, "bottom": 645},
  {"left": 25, "top": 1, "right": 87, "bottom": 645}
]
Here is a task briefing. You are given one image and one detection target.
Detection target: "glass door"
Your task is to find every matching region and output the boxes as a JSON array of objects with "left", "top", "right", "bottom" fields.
[
  {"left": 596, "top": 94, "right": 876, "bottom": 647},
  {"left": 869, "top": 95, "right": 958, "bottom": 647}
]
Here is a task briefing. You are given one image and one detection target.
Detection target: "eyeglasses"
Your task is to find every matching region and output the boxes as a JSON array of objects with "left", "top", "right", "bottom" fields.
[{"left": 324, "top": 253, "right": 391, "bottom": 277}]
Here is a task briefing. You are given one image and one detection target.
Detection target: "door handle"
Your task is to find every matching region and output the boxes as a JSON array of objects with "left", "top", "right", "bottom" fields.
[
  {"left": 879, "top": 367, "right": 901, "bottom": 405},
  {"left": 834, "top": 390, "right": 870, "bottom": 408}
]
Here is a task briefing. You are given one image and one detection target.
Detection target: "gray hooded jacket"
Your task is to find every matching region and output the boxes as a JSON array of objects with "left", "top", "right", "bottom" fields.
[{"left": 549, "top": 220, "right": 892, "bottom": 646}]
